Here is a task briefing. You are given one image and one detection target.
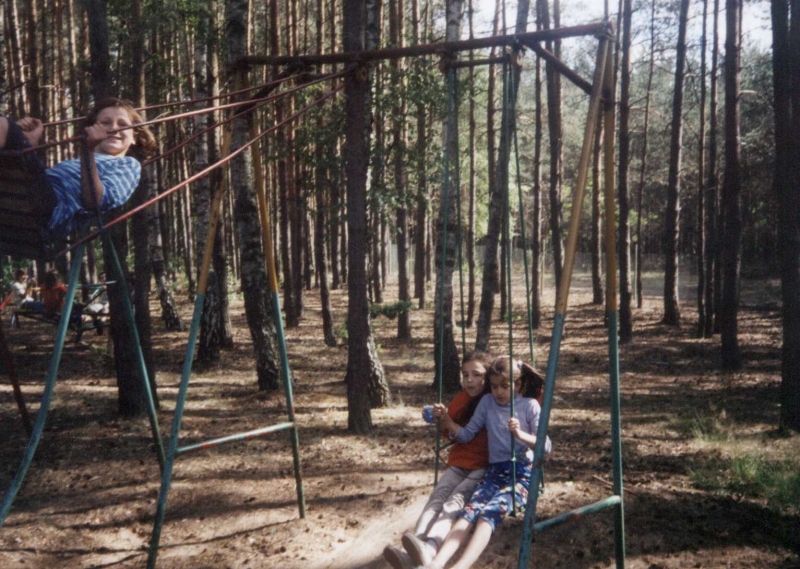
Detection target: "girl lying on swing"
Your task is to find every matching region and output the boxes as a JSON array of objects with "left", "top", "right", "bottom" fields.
[{"left": 0, "top": 99, "right": 156, "bottom": 239}]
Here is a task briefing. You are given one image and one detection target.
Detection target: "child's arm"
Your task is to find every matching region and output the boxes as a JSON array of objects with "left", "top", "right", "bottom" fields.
[
  {"left": 433, "top": 403, "right": 460, "bottom": 438},
  {"left": 80, "top": 124, "right": 110, "bottom": 210},
  {"left": 508, "top": 418, "right": 538, "bottom": 447}
]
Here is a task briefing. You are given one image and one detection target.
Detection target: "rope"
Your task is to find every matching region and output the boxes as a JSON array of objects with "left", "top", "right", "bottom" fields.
[
  {"left": 142, "top": 68, "right": 345, "bottom": 167},
  {"left": 23, "top": 70, "right": 337, "bottom": 155},
  {"left": 62, "top": 84, "right": 345, "bottom": 256},
  {"left": 509, "top": 62, "right": 535, "bottom": 366},
  {"left": 41, "top": 69, "right": 304, "bottom": 129},
  {"left": 502, "top": 58, "right": 517, "bottom": 516}
]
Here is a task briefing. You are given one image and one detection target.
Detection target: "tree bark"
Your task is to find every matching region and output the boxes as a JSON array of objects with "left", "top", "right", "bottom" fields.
[
  {"left": 719, "top": 0, "right": 742, "bottom": 369},
  {"left": 636, "top": 0, "right": 656, "bottom": 311},
  {"left": 772, "top": 0, "right": 800, "bottom": 431},
  {"left": 391, "top": 0, "right": 411, "bottom": 339},
  {"left": 662, "top": 0, "right": 690, "bottom": 326},
  {"left": 344, "top": 0, "right": 389, "bottom": 433},
  {"left": 433, "top": 0, "right": 465, "bottom": 392},
  {"left": 225, "top": 0, "right": 282, "bottom": 391},
  {"left": 530, "top": 0, "right": 543, "bottom": 328},
  {"left": 703, "top": 0, "right": 720, "bottom": 337},
  {"left": 696, "top": 0, "right": 709, "bottom": 336},
  {"left": 617, "top": 0, "right": 633, "bottom": 342}
]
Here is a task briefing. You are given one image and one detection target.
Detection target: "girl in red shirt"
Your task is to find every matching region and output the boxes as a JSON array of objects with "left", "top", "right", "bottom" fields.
[{"left": 383, "top": 351, "right": 492, "bottom": 569}]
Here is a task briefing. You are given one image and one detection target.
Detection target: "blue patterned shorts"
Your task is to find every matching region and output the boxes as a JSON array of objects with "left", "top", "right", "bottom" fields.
[{"left": 459, "top": 460, "right": 531, "bottom": 532}]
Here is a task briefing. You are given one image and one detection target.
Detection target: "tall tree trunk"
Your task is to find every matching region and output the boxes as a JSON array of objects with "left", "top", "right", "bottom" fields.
[
  {"left": 86, "top": 0, "right": 151, "bottom": 416},
  {"left": 546, "top": 0, "right": 564, "bottom": 295},
  {"left": 696, "top": 0, "right": 709, "bottom": 336},
  {"left": 772, "top": 0, "right": 800, "bottom": 432},
  {"left": 345, "top": 0, "right": 389, "bottom": 434},
  {"left": 433, "top": 0, "right": 464, "bottom": 390},
  {"left": 391, "top": 0, "right": 411, "bottom": 339},
  {"left": 662, "top": 0, "right": 690, "bottom": 326},
  {"left": 719, "top": 0, "right": 742, "bottom": 369},
  {"left": 530, "top": 0, "right": 543, "bottom": 328},
  {"left": 617, "top": 0, "right": 633, "bottom": 342},
  {"left": 314, "top": 0, "right": 335, "bottom": 347},
  {"left": 412, "top": 0, "right": 429, "bottom": 309},
  {"left": 225, "top": 0, "right": 283, "bottom": 391},
  {"left": 591, "top": 113, "right": 604, "bottom": 305},
  {"left": 24, "top": 0, "right": 41, "bottom": 118},
  {"left": 474, "top": 0, "right": 500, "bottom": 350},
  {"left": 703, "top": 0, "right": 720, "bottom": 336},
  {"left": 636, "top": 0, "right": 656, "bottom": 310},
  {"left": 465, "top": 0, "right": 477, "bottom": 327}
]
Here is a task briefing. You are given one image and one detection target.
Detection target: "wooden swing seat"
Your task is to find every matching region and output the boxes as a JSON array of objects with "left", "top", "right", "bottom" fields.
[{"left": 0, "top": 150, "right": 63, "bottom": 261}]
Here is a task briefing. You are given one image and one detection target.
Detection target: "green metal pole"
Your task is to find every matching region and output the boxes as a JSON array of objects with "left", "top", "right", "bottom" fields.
[
  {"left": 0, "top": 244, "right": 85, "bottom": 526},
  {"left": 147, "top": 292, "right": 205, "bottom": 568},
  {"left": 517, "top": 32, "right": 611, "bottom": 569},
  {"left": 103, "top": 232, "right": 165, "bottom": 470}
]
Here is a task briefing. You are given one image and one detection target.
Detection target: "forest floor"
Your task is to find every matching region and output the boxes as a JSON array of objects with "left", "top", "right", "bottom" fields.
[{"left": 0, "top": 270, "right": 798, "bottom": 569}]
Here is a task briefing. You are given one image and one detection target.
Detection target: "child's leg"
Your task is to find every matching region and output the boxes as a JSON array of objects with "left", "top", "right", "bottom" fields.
[
  {"left": 427, "top": 517, "right": 474, "bottom": 569},
  {"left": 425, "top": 467, "right": 485, "bottom": 546},
  {"left": 448, "top": 518, "right": 494, "bottom": 569},
  {"left": 413, "top": 467, "right": 468, "bottom": 537}
]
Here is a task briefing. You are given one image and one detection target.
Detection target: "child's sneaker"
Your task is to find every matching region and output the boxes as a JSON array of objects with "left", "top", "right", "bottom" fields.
[
  {"left": 401, "top": 533, "right": 435, "bottom": 567},
  {"left": 383, "top": 544, "right": 414, "bottom": 569}
]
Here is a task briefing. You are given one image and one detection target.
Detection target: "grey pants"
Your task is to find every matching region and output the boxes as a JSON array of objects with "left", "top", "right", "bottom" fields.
[{"left": 413, "top": 466, "right": 486, "bottom": 545}]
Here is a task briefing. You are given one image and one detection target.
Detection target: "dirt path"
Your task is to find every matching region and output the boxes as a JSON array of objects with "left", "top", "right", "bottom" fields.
[{"left": 1, "top": 274, "right": 798, "bottom": 569}]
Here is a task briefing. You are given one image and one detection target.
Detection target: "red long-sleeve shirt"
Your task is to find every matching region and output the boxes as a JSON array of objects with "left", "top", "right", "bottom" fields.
[{"left": 445, "top": 391, "right": 489, "bottom": 471}]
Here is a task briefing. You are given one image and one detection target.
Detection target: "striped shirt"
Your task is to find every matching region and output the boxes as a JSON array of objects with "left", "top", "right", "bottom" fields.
[{"left": 45, "top": 154, "right": 141, "bottom": 238}]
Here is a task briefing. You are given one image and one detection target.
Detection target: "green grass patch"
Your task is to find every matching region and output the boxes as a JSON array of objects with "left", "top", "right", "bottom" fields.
[{"left": 691, "top": 455, "right": 800, "bottom": 514}]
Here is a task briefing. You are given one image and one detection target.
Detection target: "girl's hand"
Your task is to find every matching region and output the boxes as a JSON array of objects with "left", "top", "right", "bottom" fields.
[
  {"left": 432, "top": 403, "right": 447, "bottom": 418},
  {"left": 508, "top": 417, "right": 521, "bottom": 437},
  {"left": 18, "top": 117, "right": 43, "bottom": 146},
  {"left": 84, "top": 124, "right": 109, "bottom": 149}
]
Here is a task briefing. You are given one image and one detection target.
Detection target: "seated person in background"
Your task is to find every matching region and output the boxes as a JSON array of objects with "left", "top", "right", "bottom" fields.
[
  {"left": 40, "top": 270, "right": 68, "bottom": 319},
  {"left": 11, "top": 269, "right": 38, "bottom": 310}
]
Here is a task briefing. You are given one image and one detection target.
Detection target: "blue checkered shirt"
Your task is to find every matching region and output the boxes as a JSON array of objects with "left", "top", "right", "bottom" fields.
[{"left": 45, "top": 154, "right": 141, "bottom": 238}]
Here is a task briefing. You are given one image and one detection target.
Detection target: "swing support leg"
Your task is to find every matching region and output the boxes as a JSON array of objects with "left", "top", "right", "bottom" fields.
[
  {"left": 603, "top": 43, "right": 627, "bottom": 569},
  {"left": 0, "top": 244, "right": 85, "bottom": 526},
  {"left": 517, "top": 29, "right": 625, "bottom": 569},
  {"left": 0, "top": 324, "right": 32, "bottom": 434}
]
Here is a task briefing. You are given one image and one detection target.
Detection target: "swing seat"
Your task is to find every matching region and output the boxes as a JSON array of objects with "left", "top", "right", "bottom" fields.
[{"left": 0, "top": 151, "right": 63, "bottom": 260}]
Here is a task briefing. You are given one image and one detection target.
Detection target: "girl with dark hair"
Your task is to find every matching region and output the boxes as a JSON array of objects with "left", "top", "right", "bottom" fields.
[{"left": 383, "top": 351, "right": 492, "bottom": 569}]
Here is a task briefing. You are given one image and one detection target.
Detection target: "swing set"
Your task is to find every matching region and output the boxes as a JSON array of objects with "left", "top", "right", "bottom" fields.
[{"left": 2, "top": 18, "right": 624, "bottom": 569}]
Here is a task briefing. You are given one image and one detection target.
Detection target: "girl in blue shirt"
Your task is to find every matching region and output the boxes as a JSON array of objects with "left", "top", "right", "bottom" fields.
[
  {"left": 0, "top": 98, "right": 156, "bottom": 239},
  {"left": 428, "top": 356, "right": 551, "bottom": 569}
]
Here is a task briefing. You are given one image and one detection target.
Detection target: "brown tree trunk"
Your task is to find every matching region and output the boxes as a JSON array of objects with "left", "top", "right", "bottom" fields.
[
  {"left": 636, "top": 0, "right": 656, "bottom": 311},
  {"left": 391, "top": 0, "right": 411, "bottom": 339},
  {"left": 465, "top": 0, "right": 476, "bottom": 327},
  {"left": 696, "top": 0, "right": 709, "bottom": 336},
  {"left": 719, "top": 0, "right": 742, "bottom": 369},
  {"left": 703, "top": 0, "right": 720, "bottom": 337},
  {"left": 226, "top": 0, "right": 283, "bottom": 391},
  {"left": 772, "top": 0, "right": 800, "bottom": 431},
  {"left": 662, "top": 0, "right": 690, "bottom": 326},
  {"left": 344, "top": 0, "right": 389, "bottom": 433},
  {"left": 530, "top": 0, "right": 543, "bottom": 328},
  {"left": 591, "top": 113, "right": 604, "bottom": 306},
  {"left": 617, "top": 0, "right": 633, "bottom": 343},
  {"left": 473, "top": 0, "right": 501, "bottom": 351}
]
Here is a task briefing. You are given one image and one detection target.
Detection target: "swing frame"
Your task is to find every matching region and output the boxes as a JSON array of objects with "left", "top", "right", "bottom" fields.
[{"left": 246, "top": 20, "right": 626, "bottom": 569}]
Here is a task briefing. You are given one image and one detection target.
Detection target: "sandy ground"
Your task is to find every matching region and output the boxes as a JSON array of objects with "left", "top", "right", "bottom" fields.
[{"left": 1, "top": 270, "right": 798, "bottom": 569}]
